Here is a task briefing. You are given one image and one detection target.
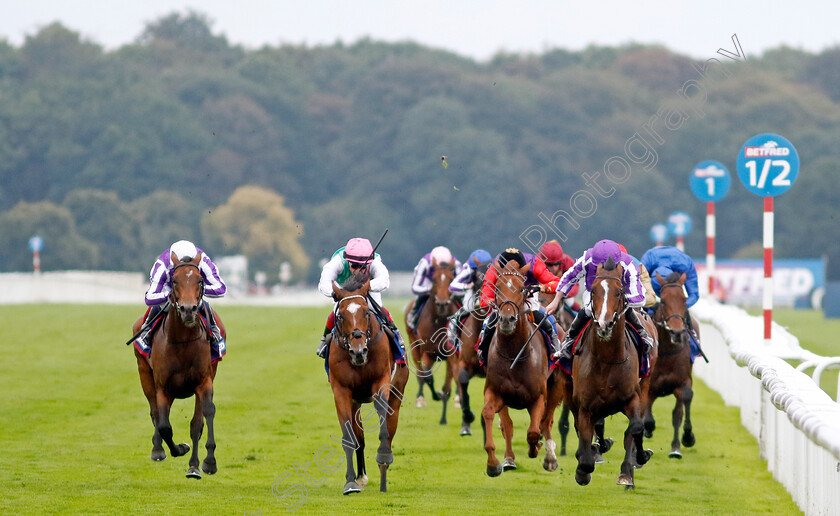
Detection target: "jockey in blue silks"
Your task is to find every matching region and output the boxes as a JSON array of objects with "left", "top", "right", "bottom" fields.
[{"left": 641, "top": 245, "right": 703, "bottom": 362}]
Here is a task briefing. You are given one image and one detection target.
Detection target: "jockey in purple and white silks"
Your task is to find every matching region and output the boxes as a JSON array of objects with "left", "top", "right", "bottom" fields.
[
  {"left": 547, "top": 239, "right": 654, "bottom": 362},
  {"left": 132, "top": 240, "right": 227, "bottom": 361},
  {"left": 405, "top": 246, "right": 462, "bottom": 332}
]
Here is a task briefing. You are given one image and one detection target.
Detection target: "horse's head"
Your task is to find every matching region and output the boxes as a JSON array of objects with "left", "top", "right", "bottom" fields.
[
  {"left": 493, "top": 260, "right": 531, "bottom": 335},
  {"left": 591, "top": 258, "right": 626, "bottom": 340},
  {"left": 170, "top": 252, "right": 205, "bottom": 327},
  {"left": 431, "top": 259, "right": 455, "bottom": 316},
  {"left": 332, "top": 274, "right": 373, "bottom": 366},
  {"left": 654, "top": 271, "right": 689, "bottom": 346}
]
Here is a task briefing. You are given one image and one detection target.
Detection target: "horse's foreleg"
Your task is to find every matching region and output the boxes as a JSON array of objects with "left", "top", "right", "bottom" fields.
[
  {"left": 458, "top": 366, "right": 474, "bottom": 436},
  {"left": 186, "top": 396, "right": 204, "bottom": 478},
  {"left": 135, "top": 351, "right": 164, "bottom": 461},
  {"left": 351, "top": 402, "right": 368, "bottom": 489},
  {"left": 155, "top": 389, "right": 190, "bottom": 458},
  {"left": 541, "top": 382, "right": 561, "bottom": 472},
  {"left": 439, "top": 356, "right": 456, "bottom": 425},
  {"left": 678, "top": 379, "right": 696, "bottom": 449},
  {"left": 558, "top": 403, "right": 571, "bottom": 456},
  {"left": 373, "top": 390, "right": 394, "bottom": 493},
  {"left": 575, "top": 409, "right": 595, "bottom": 486},
  {"left": 498, "top": 407, "right": 516, "bottom": 470},
  {"left": 526, "top": 394, "right": 545, "bottom": 459},
  {"left": 199, "top": 378, "right": 217, "bottom": 475},
  {"left": 482, "top": 391, "right": 504, "bottom": 477},
  {"left": 332, "top": 387, "right": 361, "bottom": 495},
  {"left": 619, "top": 397, "right": 651, "bottom": 488}
]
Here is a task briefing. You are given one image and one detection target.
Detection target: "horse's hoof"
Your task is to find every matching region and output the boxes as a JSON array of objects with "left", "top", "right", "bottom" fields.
[
  {"left": 201, "top": 459, "right": 217, "bottom": 475},
  {"left": 430, "top": 390, "right": 442, "bottom": 402},
  {"left": 503, "top": 457, "right": 517, "bottom": 471},
  {"left": 625, "top": 484, "right": 636, "bottom": 491},
  {"left": 669, "top": 449, "right": 683, "bottom": 459},
  {"left": 453, "top": 394, "right": 461, "bottom": 409},
  {"left": 376, "top": 451, "right": 394, "bottom": 465},
  {"left": 356, "top": 474, "right": 368, "bottom": 488},
  {"left": 641, "top": 449, "right": 654, "bottom": 465},
  {"left": 594, "top": 452, "right": 605, "bottom": 464},
  {"left": 486, "top": 463, "right": 504, "bottom": 477},
  {"left": 174, "top": 443, "right": 190, "bottom": 457},
  {"left": 682, "top": 432, "right": 696, "bottom": 448},
  {"left": 460, "top": 423, "right": 472, "bottom": 436},
  {"left": 416, "top": 396, "right": 426, "bottom": 408},
  {"left": 439, "top": 417, "right": 447, "bottom": 426},
  {"left": 644, "top": 429, "right": 653, "bottom": 439},
  {"left": 575, "top": 470, "right": 591, "bottom": 486},
  {"left": 463, "top": 409, "right": 475, "bottom": 424},
  {"left": 599, "top": 437, "right": 614, "bottom": 454},
  {"left": 617, "top": 474, "right": 634, "bottom": 486},
  {"left": 151, "top": 450, "right": 166, "bottom": 462},
  {"left": 343, "top": 481, "right": 362, "bottom": 495},
  {"left": 186, "top": 467, "right": 202, "bottom": 479},
  {"left": 543, "top": 458, "right": 558, "bottom": 472}
]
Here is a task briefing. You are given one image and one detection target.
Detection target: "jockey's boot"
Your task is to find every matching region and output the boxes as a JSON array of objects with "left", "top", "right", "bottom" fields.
[
  {"left": 553, "top": 310, "right": 590, "bottom": 360},
  {"left": 533, "top": 311, "right": 562, "bottom": 358},
  {"left": 316, "top": 332, "right": 332, "bottom": 359},
  {"left": 447, "top": 307, "right": 466, "bottom": 348},
  {"left": 477, "top": 311, "right": 498, "bottom": 364},
  {"left": 407, "top": 294, "right": 429, "bottom": 332},
  {"left": 201, "top": 300, "right": 225, "bottom": 357},
  {"left": 133, "top": 304, "right": 164, "bottom": 351},
  {"left": 626, "top": 308, "right": 654, "bottom": 353},
  {"left": 382, "top": 319, "right": 407, "bottom": 364}
]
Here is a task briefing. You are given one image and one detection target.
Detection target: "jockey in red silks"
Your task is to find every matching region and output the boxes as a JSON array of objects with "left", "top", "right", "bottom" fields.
[
  {"left": 547, "top": 239, "right": 655, "bottom": 364},
  {"left": 539, "top": 240, "right": 581, "bottom": 312},
  {"left": 316, "top": 237, "right": 406, "bottom": 367},
  {"left": 132, "top": 240, "right": 227, "bottom": 362},
  {"left": 405, "top": 246, "right": 462, "bottom": 333},
  {"left": 475, "top": 248, "right": 563, "bottom": 367}
]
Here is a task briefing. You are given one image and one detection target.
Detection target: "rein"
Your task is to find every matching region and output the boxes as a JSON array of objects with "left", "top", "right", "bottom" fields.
[
  {"left": 334, "top": 295, "right": 376, "bottom": 351},
  {"left": 171, "top": 262, "right": 204, "bottom": 312},
  {"left": 590, "top": 274, "right": 626, "bottom": 327}
]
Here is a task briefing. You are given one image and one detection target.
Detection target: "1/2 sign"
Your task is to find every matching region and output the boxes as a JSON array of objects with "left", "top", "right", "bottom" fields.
[
  {"left": 736, "top": 133, "right": 799, "bottom": 197},
  {"left": 690, "top": 160, "right": 730, "bottom": 202}
]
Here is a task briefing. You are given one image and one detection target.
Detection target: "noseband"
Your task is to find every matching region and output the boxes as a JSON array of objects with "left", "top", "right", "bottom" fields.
[
  {"left": 170, "top": 262, "right": 204, "bottom": 311},
  {"left": 334, "top": 295, "right": 372, "bottom": 351},
  {"left": 654, "top": 282, "right": 689, "bottom": 332}
]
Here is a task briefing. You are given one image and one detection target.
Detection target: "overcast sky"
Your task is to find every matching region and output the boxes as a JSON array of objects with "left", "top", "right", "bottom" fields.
[{"left": 2, "top": 1, "right": 836, "bottom": 61}]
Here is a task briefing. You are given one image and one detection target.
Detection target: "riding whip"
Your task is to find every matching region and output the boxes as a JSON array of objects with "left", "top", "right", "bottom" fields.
[
  {"left": 509, "top": 290, "right": 547, "bottom": 369},
  {"left": 360, "top": 228, "right": 389, "bottom": 272},
  {"left": 124, "top": 306, "right": 167, "bottom": 346}
]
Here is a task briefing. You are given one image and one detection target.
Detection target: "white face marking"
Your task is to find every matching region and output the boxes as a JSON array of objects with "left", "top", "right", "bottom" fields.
[
  {"left": 186, "top": 270, "right": 194, "bottom": 278},
  {"left": 440, "top": 272, "right": 445, "bottom": 283},
  {"left": 598, "top": 279, "right": 609, "bottom": 326},
  {"left": 506, "top": 280, "right": 513, "bottom": 290},
  {"left": 346, "top": 302, "right": 361, "bottom": 315}
]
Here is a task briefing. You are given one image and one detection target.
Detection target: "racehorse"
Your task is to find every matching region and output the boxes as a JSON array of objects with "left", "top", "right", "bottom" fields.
[
  {"left": 564, "top": 258, "right": 653, "bottom": 488},
  {"left": 481, "top": 259, "right": 560, "bottom": 476},
  {"left": 455, "top": 261, "right": 490, "bottom": 436},
  {"left": 330, "top": 276, "right": 409, "bottom": 494},
  {"left": 132, "top": 253, "right": 224, "bottom": 479},
  {"left": 404, "top": 259, "right": 459, "bottom": 424},
  {"left": 645, "top": 270, "right": 698, "bottom": 458}
]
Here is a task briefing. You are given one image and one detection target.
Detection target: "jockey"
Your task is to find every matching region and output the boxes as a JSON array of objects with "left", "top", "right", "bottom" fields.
[
  {"left": 540, "top": 240, "right": 581, "bottom": 312},
  {"left": 617, "top": 243, "right": 657, "bottom": 308},
  {"left": 640, "top": 245, "right": 703, "bottom": 361},
  {"left": 316, "top": 237, "right": 406, "bottom": 366},
  {"left": 446, "top": 249, "right": 492, "bottom": 349},
  {"left": 132, "top": 240, "right": 227, "bottom": 362},
  {"left": 476, "top": 248, "right": 563, "bottom": 367},
  {"left": 548, "top": 239, "right": 655, "bottom": 362},
  {"left": 405, "top": 246, "right": 462, "bottom": 333}
]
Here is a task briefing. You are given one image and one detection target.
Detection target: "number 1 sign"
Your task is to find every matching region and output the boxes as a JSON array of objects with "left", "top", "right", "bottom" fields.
[
  {"left": 737, "top": 133, "right": 799, "bottom": 346},
  {"left": 690, "top": 161, "right": 731, "bottom": 296}
]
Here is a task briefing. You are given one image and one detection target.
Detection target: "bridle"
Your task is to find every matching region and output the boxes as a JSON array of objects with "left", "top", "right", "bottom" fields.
[
  {"left": 170, "top": 262, "right": 204, "bottom": 312},
  {"left": 590, "top": 274, "right": 626, "bottom": 327},
  {"left": 494, "top": 270, "right": 530, "bottom": 323},
  {"left": 654, "top": 282, "right": 689, "bottom": 332},
  {"left": 334, "top": 294, "right": 373, "bottom": 351}
]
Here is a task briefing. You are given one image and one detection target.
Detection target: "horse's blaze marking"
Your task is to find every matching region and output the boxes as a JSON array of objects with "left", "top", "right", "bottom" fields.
[
  {"left": 347, "top": 302, "right": 361, "bottom": 314},
  {"left": 506, "top": 280, "right": 513, "bottom": 290},
  {"left": 598, "top": 279, "right": 609, "bottom": 327}
]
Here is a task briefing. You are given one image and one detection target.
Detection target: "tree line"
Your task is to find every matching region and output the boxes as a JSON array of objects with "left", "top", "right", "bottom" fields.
[{"left": 1, "top": 12, "right": 839, "bottom": 281}]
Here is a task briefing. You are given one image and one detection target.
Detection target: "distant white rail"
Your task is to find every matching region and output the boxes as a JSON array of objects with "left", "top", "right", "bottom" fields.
[{"left": 693, "top": 299, "right": 840, "bottom": 516}]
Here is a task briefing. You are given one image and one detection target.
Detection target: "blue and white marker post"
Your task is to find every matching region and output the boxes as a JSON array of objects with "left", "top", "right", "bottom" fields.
[
  {"left": 690, "top": 160, "right": 731, "bottom": 295},
  {"left": 667, "top": 211, "right": 692, "bottom": 252},
  {"left": 737, "top": 133, "right": 800, "bottom": 345},
  {"left": 28, "top": 235, "right": 43, "bottom": 274},
  {"left": 650, "top": 223, "right": 668, "bottom": 247}
]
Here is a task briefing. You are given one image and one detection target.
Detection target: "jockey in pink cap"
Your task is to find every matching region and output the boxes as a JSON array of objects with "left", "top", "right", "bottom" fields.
[
  {"left": 316, "top": 237, "right": 406, "bottom": 369},
  {"left": 405, "top": 246, "right": 462, "bottom": 332}
]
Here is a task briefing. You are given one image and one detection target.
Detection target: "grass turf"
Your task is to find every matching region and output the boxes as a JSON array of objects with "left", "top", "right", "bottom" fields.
[{"left": 0, "top": 303, "right": 800, "bottom": 515}]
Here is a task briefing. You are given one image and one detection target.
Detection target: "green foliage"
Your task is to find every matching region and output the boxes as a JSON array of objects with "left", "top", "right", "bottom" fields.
[{"left": 1, "top": 13, "right": 839, "bottom": 280}]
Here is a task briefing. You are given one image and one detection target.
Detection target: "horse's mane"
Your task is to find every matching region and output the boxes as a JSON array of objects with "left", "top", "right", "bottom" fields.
[
  {"left": 342, "top": 271, "right": 370, "bottom": 293},
  {"left": 664, "top": 270, "right": 682, "bottom": 283},
  {"left": 602, "top": 256, "right": 617, "bottom": 271},
  {"left": 435, "top": 261, "right": 452, "bottom": 269}
]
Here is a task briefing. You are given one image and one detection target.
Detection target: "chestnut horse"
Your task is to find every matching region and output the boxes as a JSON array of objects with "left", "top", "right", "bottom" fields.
[
  {"left": 404, "top": 260, "right": 459, "bottom": 424},
  {"left": 645, "top": 270, "right": 698, "bottom": 458},
  {"left": 330, "top": 277, "right": 409, "bottom": 495},
  {"left": 481, "top": 259, "right": 560, "bottom": 476},
  {"left": 132, "top": 253, "right": 224, "bottom": 479},
  {"left": 564, "top": 258, "right": 653, "bottom": 488}
]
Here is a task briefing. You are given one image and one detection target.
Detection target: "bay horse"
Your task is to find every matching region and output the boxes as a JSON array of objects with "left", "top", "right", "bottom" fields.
[
  {"left": 132, "top": 253, "right": 224, "bottom": 479},
  {"left": 404, "top": 259, "right": 459, "bottom": 424},
  {"left": 564, "top": 258, "right": 653, "bottom": 488},
  {"left": 455, "top": 261, "right": 491, "bottom": 436},
  {"left": 645, "top": 270, "right": 698, "bottom": 458},
  {"left": 481, "top": 259, "right": 560, "bottom": 475},
  {"left": 330, "top": 276, "right": 409, "bottom": 495}
]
